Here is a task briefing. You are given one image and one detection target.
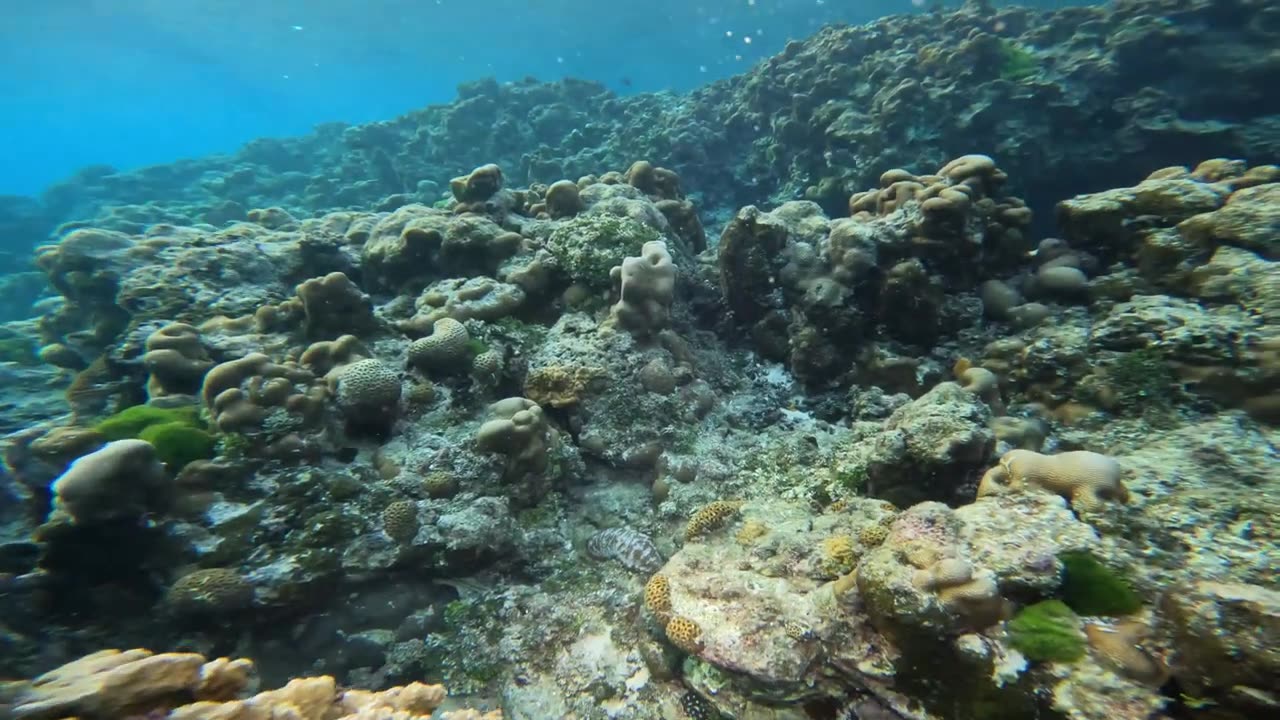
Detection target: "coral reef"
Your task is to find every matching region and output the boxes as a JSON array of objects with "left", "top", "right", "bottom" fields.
[{"left": 0, "top": 2, "right": 1277, "bottom": 718}]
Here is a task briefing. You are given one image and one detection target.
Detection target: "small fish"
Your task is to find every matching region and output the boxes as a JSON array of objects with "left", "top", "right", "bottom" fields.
[
  {"left": 784, "top": 620, "right": 816, "bottom": 641},
  {"left": 680, "top": 691, "right": 718, "bottom": 719},
  {"left": 619, "top": 76, "right": 633, "bottom": 88},
  {"left": 586, "top": 527, "right": 663, "bottom": 573}
]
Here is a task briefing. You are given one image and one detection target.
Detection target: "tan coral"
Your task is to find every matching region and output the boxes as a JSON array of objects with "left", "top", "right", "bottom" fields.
[
  {"left": 1085, "top": 620, "right": 1168, "bottom": 685},
  {"left": 606, "top": 240, "right": 676, "bottom": 337},
  {"left": 143, "top": 323, "right": 214, "bottom": 398},
  {"left": 201, "top": 354, "right": 321, "bottom": 433},
  {"left": 989, "top": 416, "right": 1047, "bottom": 451},
  {"left": 955, "top": 364, "right": 1005, "bottom": 416},
  {"left": 820, "top": 534, "right": 860, "bottom": 576},
  {"left": 300, "top": 335, "right": 370, "bottom": 377},
  {"left": 10, "top": 648, "right": 495, "bottom": 720},
  {"left": 912, "top": 557, "right": 1006, "bottom": 629},
  {"left": 857, "top": 523, "right": 889, "bottom": 548},
  {"left": 978, "top": 449, "right": 1129, "bottom": 511},
  {"left": 523, "top": 364, "right": 605, "bottom": 408},
  {"left": 735, "top": 519, "right": 769, "bottom": 545},
  {"left": 475, "top": 397, "right": 549, "bottom": 478},
  {"left": 404, "top": 277, "right": 525, "bottom": 332}
]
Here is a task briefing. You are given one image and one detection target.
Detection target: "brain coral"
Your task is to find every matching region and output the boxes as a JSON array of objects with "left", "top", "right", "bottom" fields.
[
  {"left": 165, "top": 568, "right": 254, "bottom": 615},
  {"left": 336, "top": 359, "right": 402, "bottom": 414},
  {"left": 407, "top": 317, "right": 472, "bottom": 372}
]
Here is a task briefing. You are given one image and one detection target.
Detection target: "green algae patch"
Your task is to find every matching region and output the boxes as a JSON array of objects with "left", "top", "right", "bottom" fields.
[
  {"left": 1007, "top": 600, "right": 1085, "bottom": 662},
  {"left": 137, "top": 422, "right": 216, "bottom": 469},
  {"left": 1060, "top": 550, "right": 1143, "bottom": 616},
  {"left": 998, "top": 40, "right": 1039, "bottom": 82},
  {"left": 96, "top": 404, "right": 215, "bottom": 469},
  {"left": 95, "top": 404, "right": 202, "bottom": 440}
]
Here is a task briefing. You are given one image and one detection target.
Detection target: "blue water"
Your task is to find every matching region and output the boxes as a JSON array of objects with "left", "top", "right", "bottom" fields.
[{"left": 0, "top": 0, "right": 1089, "bottom": 198}]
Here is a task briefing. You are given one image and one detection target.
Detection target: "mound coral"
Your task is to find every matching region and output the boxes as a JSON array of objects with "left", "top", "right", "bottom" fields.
[
  {"left": 48, "top": 439, "right": 169, "bottom": 525},
  {"left": 606, "top": 240, "right": 676, "bottom": 337}
]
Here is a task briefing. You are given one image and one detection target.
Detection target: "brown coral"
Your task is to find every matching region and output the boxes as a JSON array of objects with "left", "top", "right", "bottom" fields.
[
  {"left": 165, "top": 568, "right": 254, "bottom": 616},
  {"left": 295, "top": 271, "right": 376, "bottom": 339},
  {"left": 382, "top": 500, "right": 419, "bottom": 543},
  {"left": 450, "top": 163, "right": 503, "bottom": 204},
  {"left": 544, "top": 179, "right": 584, "bottom": 219}
]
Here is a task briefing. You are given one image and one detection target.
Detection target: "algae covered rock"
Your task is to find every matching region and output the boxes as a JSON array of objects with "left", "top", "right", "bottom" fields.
[
  {"left": 1162, "top": 581, "right": 1280, "bottom": 709},
  {"left": 546, "top": 212, "right": 662, "bottom": 290}
]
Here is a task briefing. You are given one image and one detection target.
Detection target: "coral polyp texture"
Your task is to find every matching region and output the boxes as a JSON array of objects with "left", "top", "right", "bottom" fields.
[{"left": 0, "top": 1, "right": 1277, "bottom": 719}]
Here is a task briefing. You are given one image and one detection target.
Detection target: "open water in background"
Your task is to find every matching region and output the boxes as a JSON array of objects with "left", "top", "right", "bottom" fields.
[{"left": 0, "top": 0, "right": 1092, "bottom": 198}]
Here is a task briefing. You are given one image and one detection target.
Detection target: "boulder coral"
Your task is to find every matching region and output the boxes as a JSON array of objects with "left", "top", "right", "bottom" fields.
[
  {"left": 47, "top": 439, "right": 169, "bottom": 525},
  {"left": 606, "top": 240, "right": 676, "bottom": 337},
  {"left": 475, "top": 397, "right": 550, "bottom": 479}
]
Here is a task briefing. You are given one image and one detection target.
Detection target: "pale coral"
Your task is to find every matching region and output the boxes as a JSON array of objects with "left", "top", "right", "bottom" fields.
[
  {"left": 9, "top": 648, "right": 498, "bottom": 720},
  {"left": 978, "top": 449, "right": 1128, "bottom": 511}
]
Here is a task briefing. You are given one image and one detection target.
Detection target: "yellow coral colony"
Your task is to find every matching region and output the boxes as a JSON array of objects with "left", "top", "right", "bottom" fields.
[{"left": 684, "top": 500, "right": 744, "bottom": 540}]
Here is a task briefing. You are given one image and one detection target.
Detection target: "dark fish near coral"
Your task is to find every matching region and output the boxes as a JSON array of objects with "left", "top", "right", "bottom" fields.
[
  {"left": 585, "top": 526, "right": 663, "bottom": 573},
  {"left": 681, "top": 691, "right": 717, "bottom": 719}
]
